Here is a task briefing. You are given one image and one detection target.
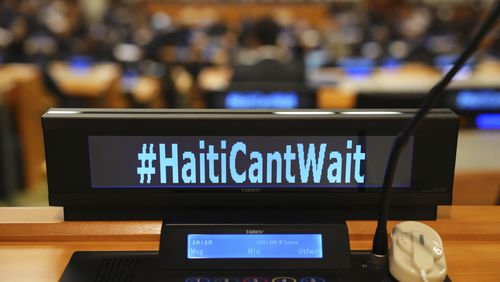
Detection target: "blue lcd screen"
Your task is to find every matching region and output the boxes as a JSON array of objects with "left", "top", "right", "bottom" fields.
[
  {"left": 69, "top": 56, "right": 92, "bottom": 75},
  {"left": 225, "top": 91, "right": 299, "bottom": 109},
  {"left": 476, "top": 114, "right": 500, "bottom": 130},
  {"left": 434, "top": 54, "right": 473, "bottom": 80},
  {"left": 455, "top": 90, "right": 500, "bottom": 111},
  {"left": 338, "top": 57, "right": 375, "bottom": 78},
  {"left": 187, "top": 234, "right": 323, "bottom": 259},
  {"left": 88, "top": 136, "right": 414, "bottom": 189}
]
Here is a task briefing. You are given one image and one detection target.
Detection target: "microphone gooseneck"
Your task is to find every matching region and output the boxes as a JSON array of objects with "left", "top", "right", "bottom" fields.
[{"left": 371, "top": 1, "right": 500, "bottom": 260}]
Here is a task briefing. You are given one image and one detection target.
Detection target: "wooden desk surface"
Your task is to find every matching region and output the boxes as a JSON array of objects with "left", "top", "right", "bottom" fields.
[
  {"left": 0, "top": 206, "right": 499, "bottom": 282},
  {"left": 49, "top": 62, "right": 120, "bottom": 96},
  {"left": 49, "top": 62, "right": 128, "bottom": 108}
]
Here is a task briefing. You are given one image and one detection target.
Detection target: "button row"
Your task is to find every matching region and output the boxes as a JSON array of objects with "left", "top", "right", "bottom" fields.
[{"left": 185, "top": 277, "right": 325, "bottom": 282}]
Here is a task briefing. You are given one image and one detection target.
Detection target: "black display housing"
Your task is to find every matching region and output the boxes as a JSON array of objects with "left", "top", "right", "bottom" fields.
[{"left": 42, "top": 108, "right": 458, "bottom": 221}]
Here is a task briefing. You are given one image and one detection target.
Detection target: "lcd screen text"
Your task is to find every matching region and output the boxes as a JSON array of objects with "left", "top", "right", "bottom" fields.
[
  {"left": 187, "top": 234, "right": 323, "bottom": 259},
  {"left": 88, "top": 136, "right": 413, "bottom": 188}
]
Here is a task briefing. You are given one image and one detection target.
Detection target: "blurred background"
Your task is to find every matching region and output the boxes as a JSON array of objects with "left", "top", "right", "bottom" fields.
[{"left": 0, "top": 0, "right": 499, "bottom": 206}]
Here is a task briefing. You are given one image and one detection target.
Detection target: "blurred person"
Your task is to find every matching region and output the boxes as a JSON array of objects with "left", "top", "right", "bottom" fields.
[
  {"left": 232, "top": 17, "right": 304, "bottom": 83},
  {"left": 0, "top": 0, "right": 32, "bottom": 63}
]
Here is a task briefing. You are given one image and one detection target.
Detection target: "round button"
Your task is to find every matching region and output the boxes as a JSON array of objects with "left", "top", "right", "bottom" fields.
[
  {"left": 243, "top": 277, "right": 267, "bottom": 282},
  {"left": 301, "top": 277, "right": 326, "bottom": 282},
  {"left": 185, "top": 277, "right": 210, "bottom": 282},
  {"left": 272, "top": 277, "right": 296, "bottom": 282},
  {"left": 215, "top": 278, "right": 239, "bottom": 282}
]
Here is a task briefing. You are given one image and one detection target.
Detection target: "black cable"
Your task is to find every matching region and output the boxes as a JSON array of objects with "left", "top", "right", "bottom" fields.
[{"left": 372, "top": 1, "right": 500, "bottom": 257}]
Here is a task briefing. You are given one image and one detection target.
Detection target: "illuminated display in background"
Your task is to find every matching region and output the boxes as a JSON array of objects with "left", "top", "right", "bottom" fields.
[
  {"left": 338, "top": 57, "right": 375, "bottom": 78},
  {"left": 455, "top": 90, "right": 500, "bottom": 111},
  {"left": 476, "top": 114, "right": 500, "bottom": 130},
  {"left": 69, "top": 56, "right": 91, "bottom": 75},
  {"left": 381, "top": 58, "right": 402, "bottom": 70},
  {"left": 187, "top": 234, "right": 323, "bottom": 259},
  {"left": 434, "top": 54, "right": 473, "bottom": 80},
  {"left": 88, "top": 136, "right": 413, "bottom": 189},
  {"left": 122, "top": 70, "right": 139, "bottom": 92},
  {"left": 225, "top": 91, "right": 299, "bottom": 109}
]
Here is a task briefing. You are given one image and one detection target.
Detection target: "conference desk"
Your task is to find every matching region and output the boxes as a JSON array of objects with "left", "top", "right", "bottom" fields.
[
  {"left": 197, "top": 61, "right": 500, "bottom": 109},
  {"left": 0, "top": 206, "right": 499, "bottom": 282},
  {"left": 49, "top": 62, "right": 126, "bottom": 108}
]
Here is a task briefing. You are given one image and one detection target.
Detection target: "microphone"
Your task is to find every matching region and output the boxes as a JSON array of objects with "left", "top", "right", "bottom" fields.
[{"left": 371, "top": 1, "right": 500, "bottom": 263}]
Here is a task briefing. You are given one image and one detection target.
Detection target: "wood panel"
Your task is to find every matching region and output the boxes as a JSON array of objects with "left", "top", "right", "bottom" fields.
[
  {"left": 0, "top": 65, "right": 58, "bottom": 189},
  {"left": 453, "top": 171, "right": 500, "bottom": 205},
  {"left": 9, "top": 78, "right": 58, "bottom": 188},
  {"left": 1, "top": 206, "right": 499, "bottom": 242}
]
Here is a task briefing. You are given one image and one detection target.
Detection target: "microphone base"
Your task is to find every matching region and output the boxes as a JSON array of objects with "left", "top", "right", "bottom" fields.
[{"left": 370, "top": 252, "right": 389, "bottom": 270}]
